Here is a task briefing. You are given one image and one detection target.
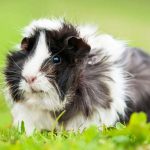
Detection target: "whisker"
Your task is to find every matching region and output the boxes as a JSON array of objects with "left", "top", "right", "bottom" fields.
[
  {"left": 4, "top": 77, "right": 20, "bottom": 80},
  {"left": 41, "top": 57, "right": 53, "bottom": 70},
  {"left": 4, "top": 70, "right": 21, "bottom": 75},
  {"left": 20, "top": 88, "right": 25, "bottom": 97},
  {"left": 45, "top": 80, "right": 64, "bottom": 99},
  {"left": 9, "top": 56, "right": 22, "bottom": 71},
  {"left": 6, "top": 76, "right": 20, "bottom": 79},
  {"left": 8, "top": 84, "right": 18, "bottom": 89},
  {"left": 5, "top": 78, "right": 20, "bottom": 82},
  {"left": 45, "top": 75, "right": 56, "bottom": 79},
  {"left": 11, "top": 88, "right": 20, "bottom": 99}
]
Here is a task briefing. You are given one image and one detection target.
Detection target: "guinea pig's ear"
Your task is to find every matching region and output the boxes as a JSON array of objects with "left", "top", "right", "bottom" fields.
[
  {"left": 66, "top": 36, "right": 91, "bottom": 58},
  {"left": 21, "top": 37, "right": 29, "bottom": 50},
  {"left": 21, "top": 37, "right": 35, "bottom": 51}
]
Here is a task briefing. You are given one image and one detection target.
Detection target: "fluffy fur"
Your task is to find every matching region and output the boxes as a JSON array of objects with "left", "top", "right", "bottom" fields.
[{"left": 4, "top": 18, "right": 150, "bottom": 135}]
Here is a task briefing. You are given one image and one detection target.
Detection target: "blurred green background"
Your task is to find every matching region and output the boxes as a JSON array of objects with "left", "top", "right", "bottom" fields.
[{"left": 0, "top": 0, "right": 150, "bottom": 129}]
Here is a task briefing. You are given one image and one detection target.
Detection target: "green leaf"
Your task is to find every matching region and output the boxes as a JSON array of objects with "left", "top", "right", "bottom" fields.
[
  {"left": 21, "top": 121, "right": 25, "bottom": 134},
  {"left": 115, "top": 122, "right": 126, "bottom": 130},
  {"left": 129, "top": 112, "right": 147, "bottom": 126}
]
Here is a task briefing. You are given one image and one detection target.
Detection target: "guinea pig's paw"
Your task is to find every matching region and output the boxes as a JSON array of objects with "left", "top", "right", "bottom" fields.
[
  {"left": 24, "top": 125, "right": 36, "bottom": 136},
  {"left": 11, "top": 103, "right": 38, "bottom": 136}
]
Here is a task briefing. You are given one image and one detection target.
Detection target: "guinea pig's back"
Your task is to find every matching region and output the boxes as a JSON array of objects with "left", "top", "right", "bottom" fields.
[{"left": 123, "top": 47, "right": 150, "bottom": 120}]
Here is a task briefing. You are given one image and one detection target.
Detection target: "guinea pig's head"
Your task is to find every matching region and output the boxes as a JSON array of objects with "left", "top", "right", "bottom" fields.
[{"left": 4, "top": 19, "right": 91, "bottom": 111}]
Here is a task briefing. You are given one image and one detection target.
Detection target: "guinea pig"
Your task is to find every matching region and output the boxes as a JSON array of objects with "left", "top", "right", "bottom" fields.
[{"left": 4, "top": 18, "right": 150, "bottom": 135}]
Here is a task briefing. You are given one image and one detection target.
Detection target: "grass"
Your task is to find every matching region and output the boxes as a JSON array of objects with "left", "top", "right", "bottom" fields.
[
  {"left": 1, "top": 113, "right": 150, "bottom": 150},
  {"left": 0, "top": 0, "right": 150, "bottom": 149}
]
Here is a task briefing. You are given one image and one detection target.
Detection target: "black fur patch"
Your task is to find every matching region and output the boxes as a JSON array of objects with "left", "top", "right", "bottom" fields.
[{"left": 51, "top": 55, "right": 113, "bottom": 122}]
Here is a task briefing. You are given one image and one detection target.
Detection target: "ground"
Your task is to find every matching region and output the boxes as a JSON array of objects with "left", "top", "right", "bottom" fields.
[{"left": 0, "top": 0, "right": 150, "bottom": 149}]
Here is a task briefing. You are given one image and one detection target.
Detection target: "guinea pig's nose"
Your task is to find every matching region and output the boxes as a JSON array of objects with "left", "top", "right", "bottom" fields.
[{"left": 23, "top": 75, "right": 37, "bottom": 84}]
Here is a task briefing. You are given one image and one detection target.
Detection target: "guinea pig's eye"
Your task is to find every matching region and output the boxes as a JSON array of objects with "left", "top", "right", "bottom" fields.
[{"left": 52, "top": 55, "right": 61, "bottom": 64}]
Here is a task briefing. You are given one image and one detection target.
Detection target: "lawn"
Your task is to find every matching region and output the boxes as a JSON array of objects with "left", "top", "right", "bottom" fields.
[{"left": 0, "top": 0, "right": 150, "bottom": 149}]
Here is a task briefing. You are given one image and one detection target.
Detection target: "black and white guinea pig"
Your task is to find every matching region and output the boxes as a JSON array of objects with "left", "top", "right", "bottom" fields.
[{"left": 4, "top": 18, "right": 150, "bottom": 135}]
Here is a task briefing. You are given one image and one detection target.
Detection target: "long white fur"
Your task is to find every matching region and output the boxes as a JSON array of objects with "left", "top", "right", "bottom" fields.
[
  {"left": 22, "top": 18, "right": 63, "bottom": 37},
  {"left": 12, "top": 102, "right": 54, "bottom": 135},
  {"left": 7, "top": 18, "right": 128, "bottom": 135},
  {"left": 22, "top": 32, "right": 49, "bottom": 76}
]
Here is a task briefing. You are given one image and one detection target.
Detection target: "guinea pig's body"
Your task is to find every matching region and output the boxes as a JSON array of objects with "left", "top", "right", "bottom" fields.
[{"left": 4, "top": 19, "right": 150, "bottom": 135}]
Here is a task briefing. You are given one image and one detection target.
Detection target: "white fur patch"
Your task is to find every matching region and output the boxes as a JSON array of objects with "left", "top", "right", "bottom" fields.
[
  {"left": 22, "top": 31, "right": 49, "bottom": 77},
  {"left": 78, "top": 25, "right": 127, "bottom": 62},
  {"left": 23, "top": 18, "right": 63, "bottom": 37},
  {"left": 77, "top": 24, "right": 98, "bottom": 39},
  {"left": 64, "top": 112, "right": 101, "bottom": 132}
]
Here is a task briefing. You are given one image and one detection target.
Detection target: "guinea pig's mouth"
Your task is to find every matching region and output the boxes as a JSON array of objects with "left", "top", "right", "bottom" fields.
[
  {"left": 19, "top": 74, "right": 62, "bottom": 99},
  {"left": 30, "top": 88, "right": 44, "bottom": 94},
  {"left": 25, "top": 81, "right": 60, "bottom": 96}
]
